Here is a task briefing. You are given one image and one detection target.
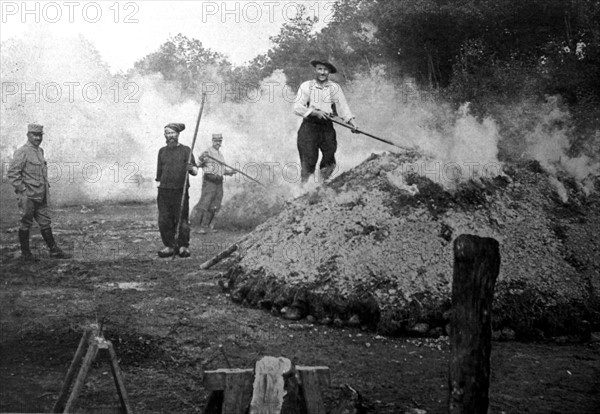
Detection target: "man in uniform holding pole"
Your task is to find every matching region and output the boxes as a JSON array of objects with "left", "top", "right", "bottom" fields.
[
  {"left": 293, "top": 59, "right": 358, "bottom": 184},
  {"left": 196, "top": 133, "right": 235, "bottom": 234},
  {"left": 8, "top": 123, "right": 71, "bottom": 260},
  {"left": 155, "top": 123, "right": 198, "bottom": 258}
]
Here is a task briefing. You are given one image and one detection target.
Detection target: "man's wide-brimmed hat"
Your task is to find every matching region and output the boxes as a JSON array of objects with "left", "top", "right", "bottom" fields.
[
  {"left": 27, "top": 124, "right": 44, "bottom": 134},
  {"left": 212, "top": 133, "right": 223, "bottom": 141},
  {"left": 310, "top": 59, "right": 337, "bottom": 74},
  {"left": 164, "top": 123, "right": 186, "bottom": 133}
]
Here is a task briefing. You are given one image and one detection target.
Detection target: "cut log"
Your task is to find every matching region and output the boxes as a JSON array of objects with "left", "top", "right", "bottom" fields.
[
  {"left": 249, "top": 356, "right": 293, "bottom": 414},
  {"left": 448, "top": 234, "right": 500, "bottom": 414},
  {"left": 199, "top": 243, "right": 238, "bottom": 270}
]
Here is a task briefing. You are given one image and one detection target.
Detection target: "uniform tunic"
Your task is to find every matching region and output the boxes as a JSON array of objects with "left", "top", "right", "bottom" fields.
[
  {"left": 197, "top": 146, "right": 225, "bottom": 213},
  {"left": 7, "top": 142, "right": 52, "bottom": 230}
]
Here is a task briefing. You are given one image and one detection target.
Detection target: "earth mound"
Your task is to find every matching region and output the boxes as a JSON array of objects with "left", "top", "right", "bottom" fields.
[{"left": 224, "top": 152, "right": 600, "bottom": 339}]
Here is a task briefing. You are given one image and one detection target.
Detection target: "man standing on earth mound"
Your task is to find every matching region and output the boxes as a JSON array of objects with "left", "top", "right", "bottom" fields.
[{"left": 293, "top": 59, "right": 359, "bottom": 184}]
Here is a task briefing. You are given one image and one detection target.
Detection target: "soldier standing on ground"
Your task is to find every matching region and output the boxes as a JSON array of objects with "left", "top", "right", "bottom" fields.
[
  {"left": 196, "top": 133, "right": 235, "bottom": 234},
  {"left": 293, "top": 59, "right": 358, "bottom": 184},
  {"left": 155, "top": 123, "right": 198, "bottom": 258},
  {"left": 8, "top": 123, "right": 71, "bottom": 260}
]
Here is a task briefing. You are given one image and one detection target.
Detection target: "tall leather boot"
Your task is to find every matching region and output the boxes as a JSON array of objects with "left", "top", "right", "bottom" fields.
[
  {"left": 18, "top": 229, "right": 37, "bottom": 261},
  {"left": 41, "top": 228, "right": 71, "bottom": 259}
]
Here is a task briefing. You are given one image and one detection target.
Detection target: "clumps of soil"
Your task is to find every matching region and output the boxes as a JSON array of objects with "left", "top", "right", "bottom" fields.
[{"left": 223, "top": 151, "right": 600, "bottom": 340}]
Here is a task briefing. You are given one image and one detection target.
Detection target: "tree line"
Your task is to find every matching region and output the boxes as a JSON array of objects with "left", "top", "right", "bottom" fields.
[{"left": 134, "top": 0, "right": 600, "bottom": 157}]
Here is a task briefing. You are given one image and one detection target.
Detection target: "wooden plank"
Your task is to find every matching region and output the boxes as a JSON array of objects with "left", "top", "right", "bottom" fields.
[
  {"left": 297, "top": 367, "right": 330, "bottom": 388},
  {"left": 63, "top": 341, "right": 99, "bottom": 413},
  {"left": 53, "top": 329, "right": 92, "bottom": 413},
  {"left": 222, "top": 369, "right": 253, "bottom": 414},
  {"left": 106, "top": 342, "right": 134, "bottom": 414},
  {"left": 204, "top": 367, "right": 329, "bottom": 391},
  {"left": 249, "top": 356, "right": 292, "bottom": 414},
  {"left": 203, "top": 369, "right": 253, "bottom": 391},
  {"left": 299, "top": 370, "right": 326, "bottom": 414},
  {"left": 448, "top": 234, "right": 500, "bottom": 414}
]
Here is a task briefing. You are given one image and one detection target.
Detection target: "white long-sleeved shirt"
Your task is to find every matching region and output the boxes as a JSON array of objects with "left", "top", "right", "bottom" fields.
[{"left": 293, "top": 80, "right": 354, "bottom": 122}]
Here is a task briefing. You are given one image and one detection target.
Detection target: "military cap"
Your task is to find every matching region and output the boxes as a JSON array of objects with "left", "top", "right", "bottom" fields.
[
  {"left": 27, "top": 124, "right": 44, "bottom": 134},
  {"left": 310, "top": 59, "right": 337, "bottom": 74},
  {"left": 212, "top": 133, "right": 223, "bottom": 141}
]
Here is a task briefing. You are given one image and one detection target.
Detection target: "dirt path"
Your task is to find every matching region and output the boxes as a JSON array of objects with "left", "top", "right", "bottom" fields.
[{"left": 1, "top": 203, "right": 599, "bottom": 413}]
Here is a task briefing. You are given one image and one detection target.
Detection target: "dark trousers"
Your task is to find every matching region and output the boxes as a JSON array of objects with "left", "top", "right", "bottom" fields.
[
  {"left": 297, "top": 119, "right": 337, "bottom": 182},
  {"left": 157, "top": 188, "right": 190, "bottom": 248}
]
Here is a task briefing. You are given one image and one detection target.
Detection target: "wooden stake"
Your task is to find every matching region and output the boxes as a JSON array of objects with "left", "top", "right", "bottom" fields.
[
  {"left": 173, "top": 92, "right": 207, "bottom": 259},
  {"left": 199, "top": 243, "right": 238, "bottom": 270},
  {"left": 448, "top": 234, "right": 500, "bottom": 414}
]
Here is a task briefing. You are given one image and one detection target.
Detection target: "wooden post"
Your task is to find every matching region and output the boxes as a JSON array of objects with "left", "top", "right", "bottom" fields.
[
  {"left": 249, "top": 356, "right": 292, "bottom": 414},
  {"left": 448, "top": 234, "right": 500, "bottom": 414}
]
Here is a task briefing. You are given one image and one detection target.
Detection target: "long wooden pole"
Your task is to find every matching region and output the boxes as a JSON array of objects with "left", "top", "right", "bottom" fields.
[
  {"left": 203, "top": 154, "right": 266, "bottom": 187},
  {"left": 323, "top": 114, "right": 416, "bottom": 151},
  {"left": 173, "top": 93, "right": 207, "bottom": 258},
  {"left": 448, "top": 234, "right": 500, "bottom": 414}
]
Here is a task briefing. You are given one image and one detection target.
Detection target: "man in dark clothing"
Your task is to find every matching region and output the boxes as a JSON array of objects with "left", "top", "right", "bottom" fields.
[
  {"left": 155, "top": 123, "right": 198, "bottom": 258},
  {"left": 8, "top": 123, "right": 70, "bottom": 260},
  {"left": 293, "top": 59, "right": 358, "bottom": 183}
]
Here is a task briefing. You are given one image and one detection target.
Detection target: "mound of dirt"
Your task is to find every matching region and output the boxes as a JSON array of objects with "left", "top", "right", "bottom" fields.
[{"left": 224, "top": 152, "right": 600, "bottom": 339}]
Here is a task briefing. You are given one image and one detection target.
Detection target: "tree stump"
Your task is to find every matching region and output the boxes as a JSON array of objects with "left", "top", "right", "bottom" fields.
[
  {"left": 448, "top": 234, "right": 500, "bottom": 414},
  {"left": 250, "top": 356, "right": 293, "bottom": 414}
]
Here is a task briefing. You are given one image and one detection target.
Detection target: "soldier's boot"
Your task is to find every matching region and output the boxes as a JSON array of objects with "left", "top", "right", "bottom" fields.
[
  {"left": 41, "top": 228, "right": 72, "bottom": 259},
  {"left": 18, "top": 229, "right": 38, "bottom": 261}
]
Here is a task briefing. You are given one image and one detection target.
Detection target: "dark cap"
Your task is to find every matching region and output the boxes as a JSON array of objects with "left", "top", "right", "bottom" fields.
[{"left": 164, "top": 123, "right": 186, "bottom": 133}]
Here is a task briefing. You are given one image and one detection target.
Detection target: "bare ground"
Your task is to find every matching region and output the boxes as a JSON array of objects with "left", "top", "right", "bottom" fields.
[{"left": 1, "top": 202, "right": 599, "bottom": 413}]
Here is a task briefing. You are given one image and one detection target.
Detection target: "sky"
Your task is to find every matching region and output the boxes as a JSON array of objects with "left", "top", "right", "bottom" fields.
[{"left": 0, "top": 0, "right": 332, "bottom": 72}]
